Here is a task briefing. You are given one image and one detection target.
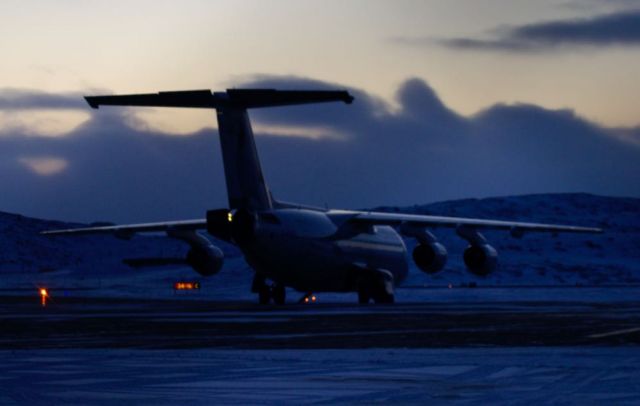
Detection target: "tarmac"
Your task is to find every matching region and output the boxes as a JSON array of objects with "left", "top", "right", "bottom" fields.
[{"left": 1, "top": 294, "right": 639, "bottom": 349}]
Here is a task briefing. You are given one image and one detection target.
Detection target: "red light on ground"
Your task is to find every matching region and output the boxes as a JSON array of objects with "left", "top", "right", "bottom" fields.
[
  {"left": 39, "top": 288, "right": 49, "bottom": 307},
  {"left": 174, "top": 282, "right": 200, "bottom": 290}
]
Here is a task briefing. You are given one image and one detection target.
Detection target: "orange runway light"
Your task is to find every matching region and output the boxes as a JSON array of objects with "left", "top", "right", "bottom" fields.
[{"left": 39, "top": 288, "right": 49, "bottom": 307}]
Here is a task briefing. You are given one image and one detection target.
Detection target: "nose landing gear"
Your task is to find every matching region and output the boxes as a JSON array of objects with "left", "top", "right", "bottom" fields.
[{"left": 252, "top": 274, "right": 286, "bottom": 305}]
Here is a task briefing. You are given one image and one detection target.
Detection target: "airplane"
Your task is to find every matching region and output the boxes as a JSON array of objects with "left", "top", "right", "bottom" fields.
[{"left": 42, "top": 88, "right": 602, "bottom": 304}]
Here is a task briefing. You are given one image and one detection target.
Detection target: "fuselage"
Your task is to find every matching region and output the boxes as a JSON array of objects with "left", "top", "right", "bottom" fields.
[{"left": 239, "top": 209, "right": 409, "bottom": 292}]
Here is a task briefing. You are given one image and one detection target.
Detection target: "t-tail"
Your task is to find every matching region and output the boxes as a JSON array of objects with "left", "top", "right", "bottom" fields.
[{"left": 85, "top": 89, "right": 353, "bottom": 211}]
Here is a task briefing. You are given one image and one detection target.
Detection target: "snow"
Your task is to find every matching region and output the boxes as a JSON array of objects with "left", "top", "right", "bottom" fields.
[{"left": 2, "top": 347, "right": 640, "bottom": 404}]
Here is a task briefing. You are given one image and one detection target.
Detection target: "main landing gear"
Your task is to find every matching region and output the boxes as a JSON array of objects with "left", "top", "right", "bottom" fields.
[
  {"left": 252, "top": 269, "right": 396, "bottom": 305},
  {"left": 252, "top": 274, "right": 286, "bottom": 305},
  {"left": 356, "top": 268, "right": 395, "bottom": 304}
]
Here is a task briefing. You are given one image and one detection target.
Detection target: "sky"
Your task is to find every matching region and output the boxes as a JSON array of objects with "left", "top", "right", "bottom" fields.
[{"left": 0, "top": 0, "right": 639, "bottom": 222}]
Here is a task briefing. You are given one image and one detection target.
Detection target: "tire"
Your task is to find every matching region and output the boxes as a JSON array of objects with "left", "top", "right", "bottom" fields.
[
  {"left": 258, "top": 285, "right": 271, "bottom": 305},
  {"left": 272, "top": 285, "right": 286, "bottom": 305},
  {"left": 358, "top": 289, "right": 371, "bottom": 304},
  {"left": 373, "top": 292, "right": 395, "bottom": 304},
  {"left": 251, "top": 274, "right": 267, "bottom": 294}
]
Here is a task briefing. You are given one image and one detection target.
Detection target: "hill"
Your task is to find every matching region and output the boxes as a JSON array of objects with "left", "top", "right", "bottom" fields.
[{"left": 0, "top": 193, "right": 637, "bottom": 298}]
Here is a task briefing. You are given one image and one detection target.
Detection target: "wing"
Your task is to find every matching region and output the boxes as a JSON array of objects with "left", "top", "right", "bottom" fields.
[
  {"left": 41, "top": 219, "right": 207, "bottom": 237},
  {"left": 328, "top": 210, "right": 602, "bottom": 235}
]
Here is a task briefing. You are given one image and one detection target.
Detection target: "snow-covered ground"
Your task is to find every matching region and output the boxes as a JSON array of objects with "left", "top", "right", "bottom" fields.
[{"left": 2, "top": 348, "right": 639, "bottom": 404}]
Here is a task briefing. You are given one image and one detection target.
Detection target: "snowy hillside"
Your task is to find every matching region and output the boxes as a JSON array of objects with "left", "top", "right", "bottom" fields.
[
  {"left": 0, "top": 193, "right": 637, "bottom": 298},
  {"left": 0, "top": 212, "right": 245, "bottom": 296}
]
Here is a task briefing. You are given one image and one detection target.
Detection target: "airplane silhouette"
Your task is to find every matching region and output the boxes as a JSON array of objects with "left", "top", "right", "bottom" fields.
[{"left": 43, "top": 89, "right": 601, "bottom": 304}]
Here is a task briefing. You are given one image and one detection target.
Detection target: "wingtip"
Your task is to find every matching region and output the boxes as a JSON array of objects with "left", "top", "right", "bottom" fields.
[
  {"left": 84, "top": 96, "right": 99, "bottom": 109},
  {"left": 343, "top": 93, "right": 355, "bottom": 104}
]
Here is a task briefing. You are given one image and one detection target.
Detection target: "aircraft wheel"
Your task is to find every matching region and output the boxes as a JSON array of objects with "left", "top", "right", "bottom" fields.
[
  {"left": 356, "top": 277, "right": 373, "bottom": 304},
  {"left": 356, "top": 269, "right": 394, "bottom": 305},
  {"left": 258, "top": 285, "right": 271, "bottom": 305},
  {"left": 272, "top": 285, "right": 286, "bottom": 305},
  {"left": 373, "top": 292, "right": 395, "bottom": 304},
  {"left": 358, "top": 290, "right": 371, "bottom": 304},
  {"left": 252, "top": 274, "right": 266, "bottom": 293}
]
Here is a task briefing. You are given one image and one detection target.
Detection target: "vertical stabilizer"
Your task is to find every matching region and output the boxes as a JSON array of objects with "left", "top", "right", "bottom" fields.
[
  {"left": 84, "top": 88, "right": 353, "bottom": 212},
  {"left": 216, "top": 108, "right": 272, "bottom": 210}
]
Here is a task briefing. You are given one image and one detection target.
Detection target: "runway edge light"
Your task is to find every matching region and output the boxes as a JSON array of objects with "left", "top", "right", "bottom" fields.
[{"left": 39, "top": 288, "right": 49, "bottom": 307}]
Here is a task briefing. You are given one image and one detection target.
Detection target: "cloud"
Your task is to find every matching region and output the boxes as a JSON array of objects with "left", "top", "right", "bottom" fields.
[
  {"left": 404, "top": 10, "right": 640, "bottom": 52},
  {"left": 0, "top": 76, "right": 638, "bottom": 224},
  {"left": 18, "top": 156, "right": 69, "bottom": 176},
  {"left": 0, "top": 89, "right": 86, "bottom": 110},
  {"left": 560, "top": 0, "right": 640, "bottom": 12},
  {"left": 0, "top": 89, "right": 92, "bottom": 137}
]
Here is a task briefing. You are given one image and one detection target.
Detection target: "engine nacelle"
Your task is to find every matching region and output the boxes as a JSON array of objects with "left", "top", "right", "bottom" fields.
[
  {"left": 186, "top": 245, "right": 224, "bottom": 277},
  {"left": 412, "top": 242, "right": 447, "bottom": 274},
  {"left": 463, "top": 244, "right": 498, "bottom": 276},
  {"left": 167, "top": 229, "right": 225, "bottom": 277}
]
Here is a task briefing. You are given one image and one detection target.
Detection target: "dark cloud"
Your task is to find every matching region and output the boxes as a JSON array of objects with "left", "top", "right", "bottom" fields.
[
  {"left": 405, "top": 10, "right": 640, "bottom": 52},
  {"left": 0, "top": 89, "right": 86, "bottom": 110},
  {"left": 514, "top": 10, "right": 640, "bottom": 45},
  {"left": 0, "top": 76, "right": 638, "bottom": 223},
  {"left": 561, "top": 0, "right": 640, "bottom": 12}
]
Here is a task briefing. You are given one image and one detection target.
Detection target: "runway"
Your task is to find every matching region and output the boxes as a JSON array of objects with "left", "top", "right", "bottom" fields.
[
  {"left": 2, "top": 293, "right": 640, "bottom": 349},
  {"left": 2, "top": 290, "right": 640, "bottom": 404}
]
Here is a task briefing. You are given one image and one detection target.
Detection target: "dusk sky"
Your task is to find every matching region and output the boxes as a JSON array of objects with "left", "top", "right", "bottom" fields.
[{"left": 1, "top": 0, "right": 639, "bottom": 222}]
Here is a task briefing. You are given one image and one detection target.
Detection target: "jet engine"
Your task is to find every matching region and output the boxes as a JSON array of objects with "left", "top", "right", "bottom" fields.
[
  {"left": 412, "top": 242, "right": 447, "bottom": 274},
  {"left": 399, "top": 225, "right": 447, "bottom": 274},
  {"left": 167, "top": 229, "right": 224, "bottom": 277},
  {"left": 186, "top": 244, "right": 224, "bottom": 276},
  {"left": 463, "top": 244, "right": 497, "bottom": 276}
]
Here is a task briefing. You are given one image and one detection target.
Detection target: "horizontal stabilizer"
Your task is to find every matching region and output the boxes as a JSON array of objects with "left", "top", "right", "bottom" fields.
[
  {"left": 85, "top": 90, "right": 214, "bottom": 109},
  {"left": 85, "top": 89, "right": 354, "bottom": 110}
]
